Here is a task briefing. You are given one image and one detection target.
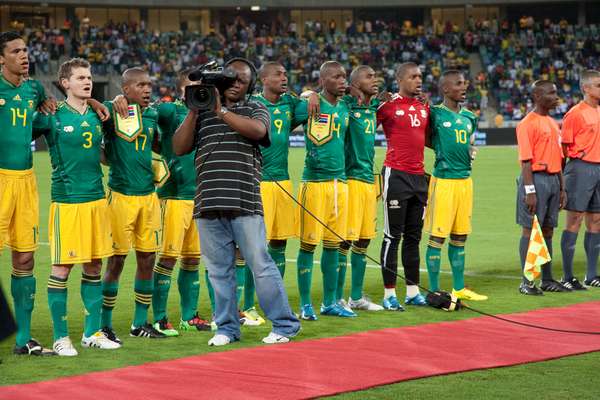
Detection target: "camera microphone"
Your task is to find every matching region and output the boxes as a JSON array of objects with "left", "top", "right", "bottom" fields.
[{"left": 188, "top": 61, "right": 218, "bottom": 81}]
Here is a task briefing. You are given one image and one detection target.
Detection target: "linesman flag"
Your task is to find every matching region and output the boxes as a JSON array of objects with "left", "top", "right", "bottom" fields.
[{"left": 524, "top": 215, "right": 551, "bottom": 281}]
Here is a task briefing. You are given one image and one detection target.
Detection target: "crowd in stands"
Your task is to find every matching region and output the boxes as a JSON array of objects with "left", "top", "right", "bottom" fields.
[
  {"left": 15, "top": 14, "right": 600, "bottom": 120},
  {"left": 481, "top": 18, "right": 600, "bottom": 119}
]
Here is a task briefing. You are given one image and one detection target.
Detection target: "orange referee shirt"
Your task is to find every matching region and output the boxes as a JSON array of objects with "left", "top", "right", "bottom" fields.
[
  {"left": 516, "top": 111, "right": 563, "bottom": 173},
  {"left": 562, "top": 101, "right": 600, "bottom": 162}
]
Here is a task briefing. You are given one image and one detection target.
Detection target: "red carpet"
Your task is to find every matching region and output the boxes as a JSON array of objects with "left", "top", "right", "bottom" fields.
[{"left": 3, "top": 301, "right": 600, "bottom": 400}]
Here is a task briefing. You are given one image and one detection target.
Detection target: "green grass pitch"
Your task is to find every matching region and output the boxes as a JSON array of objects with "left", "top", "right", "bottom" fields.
[{"left": 1, "top": 146, "right": 599, "bottom": 398}]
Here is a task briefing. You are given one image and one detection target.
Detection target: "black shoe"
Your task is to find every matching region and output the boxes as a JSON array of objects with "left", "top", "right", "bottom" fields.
[
  {"left": 540, "top": 279, "right": 572, "bottom": 292},
  {"left": 561, "top": 277, "right": 587, "bottom": 291},
  {"left": 101, "top": 327, "right": 123, "bottom": 345},
  {"left": 130, "top": 323, "right": 167, "bottom": 338},
  {"left": 584, "top": 276, "right": 600, "bottom": 288},
  {"left": 13, "top": 339, "right": 54, "bottom": 356},
  {"left": 519, "top": 281, "right": 543, "bottom": 296}
]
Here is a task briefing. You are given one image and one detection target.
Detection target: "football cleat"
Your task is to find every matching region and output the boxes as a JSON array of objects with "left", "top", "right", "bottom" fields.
[
  {"left": 519, "top": 281, "right": 543, "bottom": 296},
  {"left": 348, "top": 296, "right": 384, "bottom": 311},
  {"left": 81, "top": 331, "right": 121, "bottom": 349},
  {"left": 239, "top": 310, "right": 261, "bottom": 326},
  {"left": 584, "top": 276, "right": 600, "bottom": 288},
  {"left": 262, "top": 332, "right": 290, "bottom": 344},
  {"left": 210, "top": 320, "right": 218, "bottom": 331},
  {"left": 560, "top": 277, "right": 587, "bottom": 291},
  {"left": 130, "top": 323, "right": 167, "bottom": 338},
  {"left": 337, "top": 299, "right": 353, "bottom": 313},
  {"left": 320, "top": 303, "right": 357, "bottom": 317},
  {"left": 208, "top": 334, "right": 232, "bottom": 346},
  {"left": 101, "top": 327, "right": 123, "bottom": 345},
  {"left": 153, "top": 318, "right": 179, "bottom": 337},
  {"left": 382, "top": 295, "right": 405, "bottom": 311},
  {"left": 180, "top": 313, "right": 212, "bottom": 332},
  {"left": 13, "top": 338, "right": 54, "bottom": 356},
  {"left": 52, "top": 337, "right": 78, "bottom": 357},
  {"left": 300, "top": 304, "right": 318, "bottom": 321},
  {"left": 540, "top": 280, "right": 571, "bottom": 292},
  {"left": 241, "top": 307, "right": 266, "bottom": 325},
  {"left": 405, "top": 293, "right": 427, "bottom": 306},
  {"left": 452, "top": 288, "right": 488, "bottom": 301}
]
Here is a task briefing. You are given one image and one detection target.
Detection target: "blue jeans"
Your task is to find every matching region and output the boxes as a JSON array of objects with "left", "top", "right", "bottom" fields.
[{"left": 196, "top": 214, "right": 300, "bottom": 340}]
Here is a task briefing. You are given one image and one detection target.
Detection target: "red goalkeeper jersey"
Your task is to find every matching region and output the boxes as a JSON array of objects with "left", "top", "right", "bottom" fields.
[{"left": 377, "top": 94, "right": 429, "bottom": 175}]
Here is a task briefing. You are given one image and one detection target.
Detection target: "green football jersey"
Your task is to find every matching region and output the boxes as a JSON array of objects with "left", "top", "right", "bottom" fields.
[
  {"left": 344, "top": 95, "right": 380, "bottom": 183},
  {"left": 103, "top": 101, "right": 158, "bottom": 195},
  {"left": 252, "top": 93, "right": 303, "bottom": 181},
  {"left": 156, "top": 100, "right": 195, "bottom": 200},
  {"left": 430, "top": 104, "right": 478, "bottom": 179},
  {"left": 0, "top": 76, "right": 46, "bottom": 170},
  {"left": 33, "top": 102, "right": 104, "bottom": 203},
  {"left": 295, "top": 94, "right": 350, "bottom": 182}
]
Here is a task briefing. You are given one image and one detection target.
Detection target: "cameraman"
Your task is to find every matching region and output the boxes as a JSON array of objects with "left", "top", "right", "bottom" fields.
[{"left": 173, "top": 59, "right": 300, "bottom": 346}]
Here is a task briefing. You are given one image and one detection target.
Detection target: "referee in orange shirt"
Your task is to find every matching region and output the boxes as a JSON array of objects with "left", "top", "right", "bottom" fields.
[
  {"left": 516, "top": 80, "right": 568, "bottom": 295},
  {"left": 560, "top": 69, "right": 600, "bottom": 289}
]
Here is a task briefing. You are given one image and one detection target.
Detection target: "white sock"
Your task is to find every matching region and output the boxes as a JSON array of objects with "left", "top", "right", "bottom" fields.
[
  {"left": 384, "top": 288, "right": 396, "bottom": 299},
  {"left": 406, "top": 285, "right": 420, "bottom": 298}
]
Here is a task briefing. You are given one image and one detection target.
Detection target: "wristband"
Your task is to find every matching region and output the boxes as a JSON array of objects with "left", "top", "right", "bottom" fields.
[{"left": 524, "top": 185, "right": 536, "bottom": 195}]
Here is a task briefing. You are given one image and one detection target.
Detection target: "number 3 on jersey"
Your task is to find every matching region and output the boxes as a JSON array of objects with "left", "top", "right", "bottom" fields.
[{"left": 82, "top": 131, "right": 93, "bottom": 148}]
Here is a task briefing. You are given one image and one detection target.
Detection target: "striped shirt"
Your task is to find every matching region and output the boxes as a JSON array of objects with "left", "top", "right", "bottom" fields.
[{"left": 192, "top": 100, "right": 271, "bottom": 218}]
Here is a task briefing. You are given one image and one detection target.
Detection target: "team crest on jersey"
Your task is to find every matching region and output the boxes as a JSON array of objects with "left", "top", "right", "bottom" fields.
[
  {"left": 395, "top": 110, "right": 404, "bottom": 116},
  {"left": 13, "top": 94, "right": 21, "bottom": 101},
  {"left": 63, "top": 126, "right": 74, "bottom": 133},
  {"left": 354, "top": 112, "right": 361, "bottom": 118},
  {"left": 0, "top": 99, "right": 4, "bottom": 106},
  {"left": 467, "top": 123, "right": 472, "bottom": 130},
  {"left": 273, "top": 108, "right": 281, "bottom": 114},
  {"left": 421, "top": 110, "right": 427, "bottom": 118},
  {"left": 28, "top": 100, "right": 34, "bottom": 108},
  {"left": 443, "top": 122, "right": 452, "bottom": 128}
]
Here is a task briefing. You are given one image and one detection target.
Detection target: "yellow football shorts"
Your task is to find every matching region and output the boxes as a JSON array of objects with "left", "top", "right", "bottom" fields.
[
  {"left": 49, "top": 198, "right": 113, "bottom": 265},
  {"left": 298, "top": 180, "right": 348, "bottom": 245},
  {"left": 0, "top": 168, "right": 39, "bottom": 252},
  {"left": 260, "top": 180, "right": 297, "bottom": 241},
  {"left": 346, "top": 179, "right": 377, "bottom": 241},
  {"left": 424, "top": 177, "right": 473, "bottom": 238},
  {"left": 160, "top": 199, "right": 200, "bottom": 259},
  {"left": 108, "top": 190, "right": 161, "bottom": 255}
]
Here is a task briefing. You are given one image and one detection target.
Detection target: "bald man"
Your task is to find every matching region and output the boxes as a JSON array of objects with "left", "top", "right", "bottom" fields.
[
  {"left": 100, "top": 67, "right": 165, "bottom": 341},
  {"left": 516, "top": 80, "right": 568, "bottom": 295},
  {"left": 424, "top": 70, "right": 487, "bottom": 301}
]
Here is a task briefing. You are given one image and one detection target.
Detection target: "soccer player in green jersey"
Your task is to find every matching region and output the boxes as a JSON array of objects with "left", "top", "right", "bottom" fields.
[
  {"left": 234, "top": 62, "right": 306, "bottom": 325},
  {"left": 295, "top": 61, "right": 356, "bottom": 319},
  {"left": 33, "top": 58, "right": 120, "bottom": 355},
  {"left": 336, "top": 66, "right": 384, "bottom": 311},
  {"left": 101, "top": 68, "right": 166, "bottom": 340},
  {"left": 151, "top": 69, "right": 212, "bottom": 334},
  {"left": 0, "top": 31, "right": 56, "bottom": 355},
  {"left": 424, "top": 70, "right": 487, "bottom": 301}
]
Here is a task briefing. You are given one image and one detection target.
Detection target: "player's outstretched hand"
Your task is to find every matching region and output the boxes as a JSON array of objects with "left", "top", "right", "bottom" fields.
[
  {"left": 308, "top": 92, "right": 320, "bottom": 120},
  {"left": 417, "top": 92, "right": 430, "bottom": 105},
  {"left": 113, "top": 94, "right": 129, "bottom": 119},
  {"left": 525, "top": 193, "right": 537, "bottom": 214},
  {"left": 559, "top": 190, "right": 567, "bottom": 210},
  {"left": 38, "top": 97, "right": 57, "bottom": 115},
  {"left": 88, "top": 99, "right": 110, "bottom": 122},
  {"left": 377, "top": 91, "right": 392, "bottom": 103}
]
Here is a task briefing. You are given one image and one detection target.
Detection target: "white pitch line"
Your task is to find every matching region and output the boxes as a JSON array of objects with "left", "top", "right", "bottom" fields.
[
  {"left": 285, "top": 258, "right": 521, "bottom": 280},
  {"left": 34, "top": 242, "right": 519, "bottom": 281}
]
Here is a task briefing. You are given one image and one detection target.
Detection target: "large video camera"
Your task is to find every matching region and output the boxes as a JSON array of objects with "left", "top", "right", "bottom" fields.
[{"left": 184, "top": 61, "right": 237, "bottom": 111}]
